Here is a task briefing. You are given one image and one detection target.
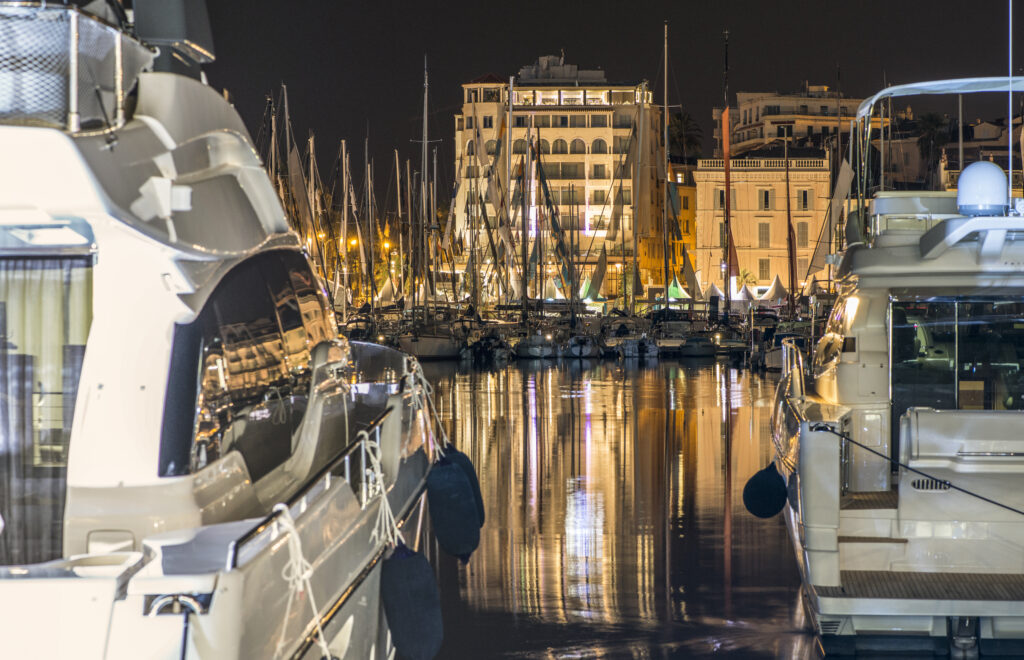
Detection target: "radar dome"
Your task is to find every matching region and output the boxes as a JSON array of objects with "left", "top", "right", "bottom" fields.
[{"left": 957, "top": 161, "right": 1008, "bottom": 216}]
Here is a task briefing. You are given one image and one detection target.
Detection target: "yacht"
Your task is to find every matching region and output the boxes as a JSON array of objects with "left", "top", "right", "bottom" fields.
[
  {"left": 0, "top": 2, "right": 436, "bottom": 657},
  {"left": 766, "top": 78, "right": 1024, "bottom": 656}
]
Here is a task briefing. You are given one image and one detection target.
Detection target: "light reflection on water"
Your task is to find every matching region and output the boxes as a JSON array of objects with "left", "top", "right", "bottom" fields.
[{"left": 423, "top": 359, "right": 818, "bottom": 659}]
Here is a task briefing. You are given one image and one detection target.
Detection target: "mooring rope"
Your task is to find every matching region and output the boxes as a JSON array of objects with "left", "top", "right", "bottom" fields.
[{"left": 272, "top": 503, "right": 333, "bottom": 660}]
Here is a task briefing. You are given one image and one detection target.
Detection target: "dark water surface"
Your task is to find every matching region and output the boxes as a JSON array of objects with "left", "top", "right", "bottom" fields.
[{"left": 421, "top": 359, "right": 819, "bottom": 659}]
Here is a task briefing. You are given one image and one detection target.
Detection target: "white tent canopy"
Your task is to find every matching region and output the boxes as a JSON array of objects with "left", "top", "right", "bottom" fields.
[
  {"left": 704, "top": 282, "right": 726, "bottom": 300},
  {"left": 760, "top": 275, "right": 789, "bottom": 303}
]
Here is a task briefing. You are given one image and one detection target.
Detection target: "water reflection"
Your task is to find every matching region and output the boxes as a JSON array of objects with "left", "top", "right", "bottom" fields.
[{"left": 423, "top": 360, "right": 817, "bottom": 659}]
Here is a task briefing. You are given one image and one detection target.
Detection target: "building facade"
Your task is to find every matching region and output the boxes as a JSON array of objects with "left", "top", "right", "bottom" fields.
[
  {"left": 693, "top": 155, "right": 831, "bottom": 294},
  {"left": 452, "top": 56, "right": 669, "bottom": 301},
  {"left": 713, "top": 84, "right": 862, "bottom": 157}
]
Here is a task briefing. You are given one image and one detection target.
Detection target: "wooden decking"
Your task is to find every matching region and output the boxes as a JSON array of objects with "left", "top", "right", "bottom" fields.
[
  {"left": 817, "top": 570, "right": 1024, "bottom": 601},
  {"left": 840, "top": 489, "right": 898, "bottom": 510}
]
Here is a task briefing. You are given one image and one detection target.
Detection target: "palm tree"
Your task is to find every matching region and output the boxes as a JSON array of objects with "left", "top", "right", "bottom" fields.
[
  {"left": 916, "top": 113, "right": 949, "bottom": 188},
  {"left": 669, "top": 109, "right": 703, "bottom": 160},
  {"left": 737, "top": 268, "right": 757, "bottom": 287}
]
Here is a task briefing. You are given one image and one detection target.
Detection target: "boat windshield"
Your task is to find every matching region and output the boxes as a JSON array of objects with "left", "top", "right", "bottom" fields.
[
  {"left": 0, "top": 257, "right": 92, "bottom": 565},
  {"left": 892, "top": 297, "right": 1024, "bottom": 431}
]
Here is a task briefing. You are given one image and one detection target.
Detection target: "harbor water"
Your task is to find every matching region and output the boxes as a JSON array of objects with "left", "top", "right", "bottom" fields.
[{"left": 422, "top": 359, "right": 819, "bottom": 659}]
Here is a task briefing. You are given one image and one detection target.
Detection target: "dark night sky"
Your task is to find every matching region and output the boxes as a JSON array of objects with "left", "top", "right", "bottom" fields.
[{"left": 205, "top": 0, "right": 1022, "bottom": 202}]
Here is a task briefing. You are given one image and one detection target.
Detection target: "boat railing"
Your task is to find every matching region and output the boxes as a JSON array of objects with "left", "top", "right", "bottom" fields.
[
  {"left": 780, "top": 337, "right": 805, "bottom": 398},
  {"left": 225, "top": 406, "right": 394, "bottom": 571},
  {"left": 0, "top": 3, "right": 153, "bottom": 131}
]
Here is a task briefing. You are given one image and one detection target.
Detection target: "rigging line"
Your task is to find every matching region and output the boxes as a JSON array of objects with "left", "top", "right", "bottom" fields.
[
  {"left": 809, "top": 423, "right": 1024, "bottom": 518},
  {"left": 577, "top": 120, "right": 639, "bottom": 266}
]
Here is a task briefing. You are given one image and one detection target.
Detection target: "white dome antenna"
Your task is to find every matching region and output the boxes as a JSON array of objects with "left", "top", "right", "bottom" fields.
[{"left": 957, "top": 161, "right": 1009, "bottom": 216}]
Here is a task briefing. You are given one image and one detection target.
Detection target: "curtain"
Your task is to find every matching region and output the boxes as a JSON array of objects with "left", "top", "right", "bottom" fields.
[{"left": 0, "top": 257, "right": 91, "bottom": 565}]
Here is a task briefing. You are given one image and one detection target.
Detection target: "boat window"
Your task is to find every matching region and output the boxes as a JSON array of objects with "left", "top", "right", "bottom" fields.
[
  {"left": 0, "top": 257, "right": 92, "bottom": 565},
  {"left": 160, "top": 258, "right": 295, "bottom": 481},
  {"left": 279, "top": 251, "right": 332, "bottom": 345}
]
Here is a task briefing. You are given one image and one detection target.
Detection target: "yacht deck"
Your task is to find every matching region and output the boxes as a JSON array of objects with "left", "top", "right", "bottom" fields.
[{"left": 817, "top": 570, "right": 1024, "bottom": 602}]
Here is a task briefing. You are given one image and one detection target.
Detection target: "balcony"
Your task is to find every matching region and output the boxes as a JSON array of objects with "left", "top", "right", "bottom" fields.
[
  {"left": 0, "top": 3, "right": 154, "bottom": 131},
  {"left": 697, "top": 158, "right": 827, "bottom": 170}
]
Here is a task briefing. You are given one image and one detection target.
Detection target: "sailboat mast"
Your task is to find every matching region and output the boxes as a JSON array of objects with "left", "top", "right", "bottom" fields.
[
  {"left": 507, "top": 75, "right": 514, "bottom": 310},
  {"left": 341, "top": 140, "right": 349, "bottom": 323},
  {"left": 784, "top": 128, "right": 796, "bottom": 318},
  {"left": 521, "top": 130, "right": 530, "bottom": 324},
  {"left": 395, "top": 149, "right": 404, "bottom": 298},
  {"left": 420, "top": 55, "right": 429, "bottom": 326},
  {"left": 722, "top": 30, "right": 733, "bottom": 316},
  {"left": 662, "top": 21, "right": 671, "bottom": 310}
]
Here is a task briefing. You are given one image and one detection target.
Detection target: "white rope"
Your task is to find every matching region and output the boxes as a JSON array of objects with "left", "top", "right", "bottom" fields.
[
  {"left": 271, "top": 503, "right": 332, "bottom": 660},
  {"left": 405, "top": 358, "right": 447, "bottom": 461},
  {"left": 358, "top": 430, "right": 404, "bottom": 548}
]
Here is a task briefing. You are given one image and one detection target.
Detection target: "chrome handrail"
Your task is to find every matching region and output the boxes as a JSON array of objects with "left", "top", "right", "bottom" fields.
[
  {"left": 780, "top": 337, "right": 805, "bottom": 398},
  {"left": 225, "top": 406, "right": 394, "bottom": 571}
]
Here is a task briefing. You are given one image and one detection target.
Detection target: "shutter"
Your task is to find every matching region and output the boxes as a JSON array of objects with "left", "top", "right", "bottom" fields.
[
  {"left": 768, "top": 189, "right": 776, "bottom": 211},
  {"left": 731, "top": 188, "right": 737, "bottom": 210}
]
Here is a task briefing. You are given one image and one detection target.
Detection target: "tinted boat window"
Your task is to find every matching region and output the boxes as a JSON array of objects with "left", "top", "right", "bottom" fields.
[
  {"left": 161, "top": 255, "right": 296, "bottom": 480},
  {"left": 280, "top": 251, "right": 331, "bottom": 345}
]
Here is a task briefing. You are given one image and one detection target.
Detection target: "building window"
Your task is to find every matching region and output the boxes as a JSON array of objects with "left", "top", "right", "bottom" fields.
[
  {"left": 716, "top": 189, "right": 725, "bottom": 210},
  {"left": 465, "top": 116, "right": 474, "bottom": 129},
  {"left": 591, "top": 115, "right": 608, "bottom": 128},
  {"left": 592, "top": 138, "right": 608, "bottom": 154},
  {"left": 513, "top": 139, "right": 527, "bottom": 154},
  {"left": 613, "top": 136, "right": 631, "bottom": 154},
  {"left": 456, "top": 118, "right": 464, "bottom": 131},
  {"left": 759, "top": 189, "right": 772, "bottom": 210},
  {"left": 806, "top": 125, "right": 813, "bottom": 137},
  {"left": 466, "top": 140, "right": 475, "bottom": 156},
  {"left": 485, "top": 140, "right": 498, "bottom": 156},
  {"left": 614, "top": 188, "right": 632, "bottom": 204},
  {"left": 556, "top": 115, "right": 569, "bottom": 127},
  {"left": 483, "top": 116, "right": 493, "bottom": 129},
  {"left": 592, "top": 190, "right": 607, "bottom": 205},
  {"left": 466, "top": 165, "right": 479, "bottom": 178},
  {"left": 758, "top": 222, "right": 770, "bottom": 248},
  {"left": 798, "top": 189, "right": 811, "bottom": 211},
  {"left": 758, "top": 258, "right": 770, "bottom": 281},
  {"left": 514, "top": 116, "right": 528, "bottom": 128},
  {"left": 719, "top": 222, "right": 726, "bottom": 248},
  {"left": 797, "top": 258, "right": 809, "bottom": 278},
  {"left": 776, "top": 126, "right": 785, "bottom": 138},
  {"left": 535, "top": 115, "right": 551, "bottom": 128},
  {"left": 552, "top": 139, "right": 568, "bottom": 154},
  {"left": 820, "top": 105, "right": 828, "bottom": 115},
  {"left": 593, "top": 164, "right": 606, "bottom": 179},
  {"left": 797, "top": 222, "right": 809, "bottom": 248},
  {"left": 682, "top": 196, "right": 689, "bottom": 210},
  {"left": 570, "top": 138, "right": 586, "bottom": 154},
  {"left": 570, "top": 115, "right": 586, "bottom": 128},
  {"left": 482, "top": 88, "right": 501, "bottom": 103},
  {"left": 822, "top": 126, "right": 830, "bottom": 137},
  {"left": 539, "top": 139, "right": 550, "bottom": 154}
]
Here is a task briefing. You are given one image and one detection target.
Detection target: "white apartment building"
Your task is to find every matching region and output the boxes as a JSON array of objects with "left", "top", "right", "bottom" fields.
[
  {"left": 713, "top": 84, "right": 863, "bottom": 157},
  {"left": 693, "top": 154, "right": 831, "bottom": 294},
  {"left": 452, "top": 56, "right": 665, "bottom": 298}
]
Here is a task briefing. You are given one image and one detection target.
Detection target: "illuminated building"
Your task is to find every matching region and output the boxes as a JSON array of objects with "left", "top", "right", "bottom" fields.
[{"left": 453, "top": 55, "right": 666, "bottom": 299}]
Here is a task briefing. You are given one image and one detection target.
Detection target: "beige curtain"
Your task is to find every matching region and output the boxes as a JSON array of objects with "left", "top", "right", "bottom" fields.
[{"left": 0, "top": 257, "right": 91, "bottom": 565}]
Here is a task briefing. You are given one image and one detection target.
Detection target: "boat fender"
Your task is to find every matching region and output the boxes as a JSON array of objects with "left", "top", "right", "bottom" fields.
[
  {"left": 427, "top": 456, "right": 481, "bottom": 561},
  {"left": 443, "top": 447, "right": 485, "bottom": 527},
  {"left": 742, "top": 462, "right": 787, "bottom": 518},
  {"left": 381, "top": 542, "right": 443, "bottom": 660}
]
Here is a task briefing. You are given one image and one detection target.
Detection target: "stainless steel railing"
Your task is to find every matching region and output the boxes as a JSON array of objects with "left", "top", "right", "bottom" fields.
[
  {"left": 225, "top": 406, "right": 394, "bottom": 571},
  {"left": 0, "top": 3, "right": 154, "bottom": 131}
]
